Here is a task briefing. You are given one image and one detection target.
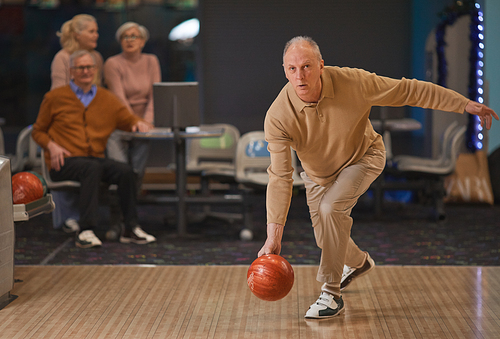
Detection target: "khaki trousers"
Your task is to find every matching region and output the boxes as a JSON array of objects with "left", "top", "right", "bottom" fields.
[{"left": 300, "top": 146, "right": 386, "bottom": 294}]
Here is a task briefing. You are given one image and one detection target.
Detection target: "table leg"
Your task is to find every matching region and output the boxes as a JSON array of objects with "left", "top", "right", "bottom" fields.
[{"left": 175, "top": 131, "right": 187, "bottom": 236}]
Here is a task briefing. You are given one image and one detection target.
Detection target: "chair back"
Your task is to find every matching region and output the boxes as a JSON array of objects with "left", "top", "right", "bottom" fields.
[
  {"left": 236, "top": 131, "right": 304, "bottom": 187},
  {"left": 235, "top": 131, "right": 270, "bottom": 186},
  {"left": 441, "top": 124, "right": 466, "bottom": 173},
  {"left": 438, "top": 121, "right": 459, "bottom": 161},
  {"left": 10, "top": 125, "right": 42, "bottom": 173},
  {"left": 392, "top": 120, "right": 466, "bottom": 176},
  {"left": 186, "top": 124, "right": 240, "bottom": 173}
]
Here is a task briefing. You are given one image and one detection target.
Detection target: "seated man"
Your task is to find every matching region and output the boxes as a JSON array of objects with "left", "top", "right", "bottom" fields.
[{"left": 32, "top": 49, "right": 156, "bottom": 248}]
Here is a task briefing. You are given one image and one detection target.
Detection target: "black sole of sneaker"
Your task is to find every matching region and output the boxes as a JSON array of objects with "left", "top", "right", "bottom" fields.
[
  {"left": 119, "top": 237, "right": 151, "bottom": 245},
  {"left": 304, "top": 307, "right": 345, "bottom": 319},
  {"left": 75, "top": 242, "right": 101, "bottom": 249}
]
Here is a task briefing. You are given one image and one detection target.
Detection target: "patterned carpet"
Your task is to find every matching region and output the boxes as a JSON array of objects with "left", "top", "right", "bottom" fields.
[{"left": 13, "top": 190, "right": 500, "bottom": 266}]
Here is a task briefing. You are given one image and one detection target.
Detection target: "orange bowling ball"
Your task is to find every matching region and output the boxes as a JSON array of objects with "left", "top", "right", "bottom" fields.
[
  {"left": 12, "top": 171, "right": 44, "bottom": 205},
  {"left": 247, "top": 254, "right": 294, "bottom": 301},
  {"left": 28, "top": 171, "right": 48, "bottom": 196}
]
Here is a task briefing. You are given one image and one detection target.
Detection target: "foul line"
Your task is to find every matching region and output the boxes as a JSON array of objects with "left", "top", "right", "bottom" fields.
[{"left": 39, "top": 238, "right": 73, "bottom": 265}]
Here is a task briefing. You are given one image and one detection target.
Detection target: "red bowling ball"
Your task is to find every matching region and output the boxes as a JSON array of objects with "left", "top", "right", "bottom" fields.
[
  {"left": 12, "top": 171, "right": 44, "bottom": 205},
  {"left": 247, "top": 254, "right": 294, "bottom": 301}
]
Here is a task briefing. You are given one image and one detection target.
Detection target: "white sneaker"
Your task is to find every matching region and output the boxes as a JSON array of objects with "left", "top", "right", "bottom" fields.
[
  {"left": 304, "top": 292, "right": 345, "bottom": 319},
  {"left": 341, "top": 264, "right": 355, "bottom": 284},
  {"left": 120, "top": 226, "right": 156, "bottom": 244},
  {"left": 62, "top": 218, "right": 80, "bottom": 233},
  {"left": 341, "top": 253, "right": 375, "bottom": 291},
  {"left": 76, "top": 230, "right": 102, "bottom": 248}
]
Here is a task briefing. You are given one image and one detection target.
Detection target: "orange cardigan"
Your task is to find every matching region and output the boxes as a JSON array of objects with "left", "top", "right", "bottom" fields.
[{"left": 33, "top": 85, "right": 141, "bottom": 170}]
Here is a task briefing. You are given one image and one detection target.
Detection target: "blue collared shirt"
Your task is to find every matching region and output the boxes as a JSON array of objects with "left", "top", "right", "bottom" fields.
[{"left": 69, "top": 80, "right": 97, "bottom": 108}]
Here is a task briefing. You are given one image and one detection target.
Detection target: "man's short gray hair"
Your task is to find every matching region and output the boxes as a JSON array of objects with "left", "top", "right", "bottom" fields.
[
  {"left": 69, "top": 50, "right": 96, "bottom": 68},
  {"left": 283, "top": 36, "right": 322, "bottom": 62},
  {"left": 115, "top": 22, "right": 150, "bottom": 43}
]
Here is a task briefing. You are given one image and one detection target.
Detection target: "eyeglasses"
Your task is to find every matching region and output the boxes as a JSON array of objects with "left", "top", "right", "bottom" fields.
[
  {"left": 122, "top": 35, "right": 141, "bottom": 41},
  {"left": 72, "top": 65, "right": 96, "bottom": 72}
]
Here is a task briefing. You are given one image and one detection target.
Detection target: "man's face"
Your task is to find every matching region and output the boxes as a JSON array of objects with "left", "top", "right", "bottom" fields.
[
  {"left": 70, "top": 54, "right": 96, "bottom": 89},
  {"left": 283, "top": 42, "right": 324, "bottom": 103}
]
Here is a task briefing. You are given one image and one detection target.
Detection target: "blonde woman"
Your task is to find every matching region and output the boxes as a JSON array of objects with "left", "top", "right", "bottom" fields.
[{"left": 51, "top": 14, "right": 103, "bottom": 89}]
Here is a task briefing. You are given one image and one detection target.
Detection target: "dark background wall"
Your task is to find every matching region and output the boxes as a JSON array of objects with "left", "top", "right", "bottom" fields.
[{"left": 198, "top": 0, "right": 412, "bottom": 134}]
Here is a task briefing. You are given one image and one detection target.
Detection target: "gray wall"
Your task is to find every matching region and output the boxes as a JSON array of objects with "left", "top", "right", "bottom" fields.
[{"left": 197, "top": 0, "right": 412, "bottom": 135}]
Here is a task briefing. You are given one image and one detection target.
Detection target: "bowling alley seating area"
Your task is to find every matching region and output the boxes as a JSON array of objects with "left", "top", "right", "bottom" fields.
[{"left": 1, "top": 122, "right": 499, "bottom": 267}]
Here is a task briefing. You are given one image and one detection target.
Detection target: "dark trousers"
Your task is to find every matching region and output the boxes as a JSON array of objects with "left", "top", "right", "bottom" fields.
[{"left": 50, "top": 157, "right": 138, "bottom": 231}]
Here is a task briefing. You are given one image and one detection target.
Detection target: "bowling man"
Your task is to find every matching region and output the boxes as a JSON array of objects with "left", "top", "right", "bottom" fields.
[{"left": 258, "top": 36, "right": 498, "bottom": 319}]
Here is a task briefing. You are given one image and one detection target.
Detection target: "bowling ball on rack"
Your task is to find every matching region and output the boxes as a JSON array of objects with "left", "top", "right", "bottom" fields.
[
  {"left": 28, "top": 171, "right": 48, "bottom": 196},
  {"left": 12, "top": 171, "right": 44, "bottom": 205},
  {"left": 247, "top": 254, "right": 294, "bottom": 301}
]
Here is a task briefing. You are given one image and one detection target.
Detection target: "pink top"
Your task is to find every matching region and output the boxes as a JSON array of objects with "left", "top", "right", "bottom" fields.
[
  {"left": 50, "top": 49, "right": 104, "bottom": 90},
  {"left": 103, "top": 53, "right": 161, "bottom": 124}
]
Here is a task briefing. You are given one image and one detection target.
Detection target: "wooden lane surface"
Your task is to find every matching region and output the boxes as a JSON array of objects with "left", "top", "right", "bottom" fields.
[{"left": 0, "top": 265, "right": 499, "bottom": 338}]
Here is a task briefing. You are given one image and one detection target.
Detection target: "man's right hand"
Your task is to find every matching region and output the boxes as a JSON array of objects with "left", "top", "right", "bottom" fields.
[
  {"left": 258, "top": 223, "right": 284, "bottom": 257},
  {"left": 47, "top": 141, "right": 71, "bottom": 171},
  {"left": 465, "top": 100, "right": 499, "bottom": 130},
  {"left": 132, "top": 120, "right": 153, "bottom": 133}
]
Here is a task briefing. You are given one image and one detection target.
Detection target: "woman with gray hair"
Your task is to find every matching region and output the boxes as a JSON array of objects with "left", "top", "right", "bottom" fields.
[
  {"left": 104, "top": 22, "right": 161, "bottom": 184},
  {"left": 51, "top": 14, "right": 103, "bottom": 90}
]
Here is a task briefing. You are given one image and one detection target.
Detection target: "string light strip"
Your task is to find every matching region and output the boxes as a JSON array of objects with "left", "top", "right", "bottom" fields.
[
  {"left": 435, "top": 0, "right": 484, "bottom": 152},
  {"left": 471, "top": 2, "right": 484, "bottom": 151}
]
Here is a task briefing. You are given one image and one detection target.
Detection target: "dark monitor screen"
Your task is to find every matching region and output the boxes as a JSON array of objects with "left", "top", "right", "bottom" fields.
[{"left": 153, "top": 82, "right": 200, "bottom": 129}]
